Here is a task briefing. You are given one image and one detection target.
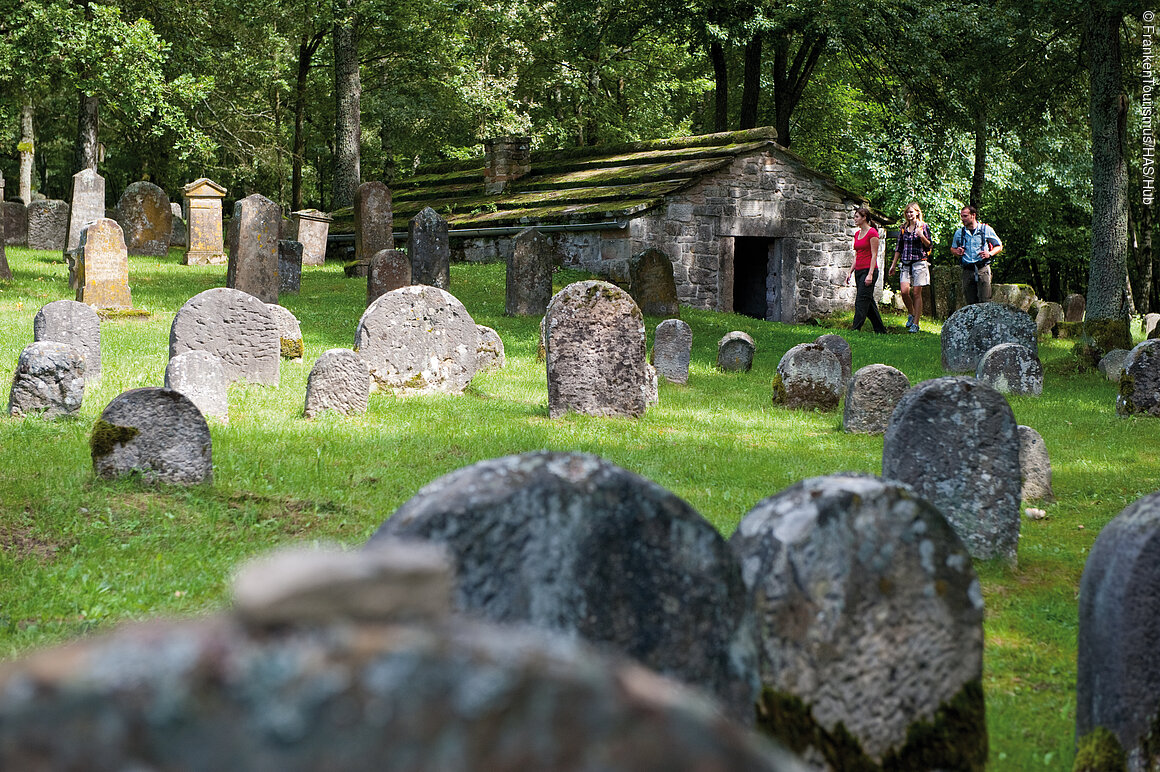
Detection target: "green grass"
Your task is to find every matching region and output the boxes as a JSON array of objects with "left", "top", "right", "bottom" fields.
[{"left": 2, "top": 245, "right": 1158, "bottom": 769}]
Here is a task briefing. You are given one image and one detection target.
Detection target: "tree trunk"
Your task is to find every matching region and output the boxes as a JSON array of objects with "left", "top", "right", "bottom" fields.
[
  {"left": 709, "top": 39, "right": 728, "bottom": 133},
  {"left": 970, "top": 115, "right": 986, "bottom": 209},
  {"left": 1140, "top": 202, "right": 1154, "bottom": 314},
  {"left": 18, "top": 104, "right": 34, "bottom": 204},
  {"left": 74, "top": 92, "right": 99, "bottom": 174},
  {"left": 333, "top": 7, "right": 361, "bottom": 210},
  {"left": 771, "top": 32, "right": 826, "bottom": 148},
  {"left": 739, "top": 34, "right": 762, "bottom": 130}
]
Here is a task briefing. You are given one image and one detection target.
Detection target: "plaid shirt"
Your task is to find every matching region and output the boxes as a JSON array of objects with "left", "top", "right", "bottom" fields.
[{"left": 896, "top": 224, "right": 931, "bottom": 264}]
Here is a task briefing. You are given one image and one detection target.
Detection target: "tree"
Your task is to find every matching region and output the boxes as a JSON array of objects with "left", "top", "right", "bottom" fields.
[{"left": 333, "top": 0, "right": 360, "bottom": 208}]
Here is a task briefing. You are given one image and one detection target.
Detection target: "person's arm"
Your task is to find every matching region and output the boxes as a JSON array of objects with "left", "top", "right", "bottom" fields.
[
  {"left": 865, "top": 233, "right": 879, "bottom": 284},
  {"left": 984, "top": 227, "right": 1003, "bottom": 259},
  {"left": 918, "top": 223, "right": 931, "bottom": 248},
  {"left": 950, "top": 228, "right": 965, "bottom": 257}
]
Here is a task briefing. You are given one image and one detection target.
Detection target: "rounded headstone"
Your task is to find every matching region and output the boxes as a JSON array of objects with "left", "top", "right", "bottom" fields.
[
  {"left": 628, "top": 247, "right": 680, "bottom": 318},
  {"left": 1064, "top": 292, "right": 1086, "bottom": 322},
  {"left": 91, "top": 388, "right": 212, "bottom": 485},
  {"left": 1098, "top": 348, "right": 1130, "bottom": 382},
  {"left": 652, "top": 318, "right": 692, "bottom": 385},
  {"left": 33, "top": 299, "right": 101, "bottom": 381},
  {"left": 116, "top": 181, "right": 172, "bottom": 257},
  {"left": 771, "top": 343, "right": 842, "bottom": 411},
  {"left": 304, "top": 348, "right": 369, "bottom": 419},
  {"left": 813, "top": 333, "right": 852, "bottom": 388},
  {"left": 165, "top": 350, "right": 228, "bottom": 422},
  {"left": 990, "top": 283, "right": 1036, "bottom": 312},
  {"left": 7, "top": 341, "right": 85, "bottom": 418},
  {"left": 354, "top": 285, "right": 478, "bottom": 395},
  {"left": 975, "top": 342, "right": 1043, "bottom": 396},
  {"left": 717, "top": 331, "right": 756, "bottom": 372},
  {"left": 26, "top": 200, "right": 70, "bottom": 251},
  {"left": 1118, "top": 339, "right": 1160, "bottom": 416},
  {"left": 266, "top": 303, "right": 304, "bottom": 360},
  {"left": 369, "top": 451, "right": 760, "bottom": 722},
  {"left": 730, "top": 474, "right": 986, "bottom": 770},
  {"left": 1145, "top": 312, "right": 1160, "bottom": 338},
  {"left": 170, "top": 288, "right": 280, "bottom": 385},
  {"left": 842, "top": 363, "right": 910, "bottom": 434},
  {"left": 941, "top": 302, "right": 1038, "bottom": 372},
  {"left": 1017, "top": 424, "right": 1053, "bottom": 502},
  {"left": 475, "top": 325, "right": 505, "bottom": 372}
]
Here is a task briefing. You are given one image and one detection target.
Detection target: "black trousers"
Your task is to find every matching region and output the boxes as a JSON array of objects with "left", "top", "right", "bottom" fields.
[{"left": 852, "top": 268, "right": 887, "bottom": 333}]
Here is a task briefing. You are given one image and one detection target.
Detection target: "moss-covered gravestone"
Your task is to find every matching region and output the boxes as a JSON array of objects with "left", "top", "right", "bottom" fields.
[
  {"left": 941, "top": 302, "right": 1037, "bottom": 373},
  {"left": 717, "top": 331, "right": 756, "bottom": 372},
  {"left": 1117, "top": 340, "right": 1160, "bottom": 417},
  {"left": 117, "top": 181, "right": 172, "bottom": 257},
  {"left": 226, "top": 194, "right": 280, "bottom": 304},
  {"left": 975, "top": 342, "right": 1043, "bottom": 396},
  {"left": 91, "top": 388, "right": 212, "bottom": 485},
  {"left": 628, "top": 247, "right": 679, "bottom": 318},
  {"left": 771, "top": 343, "right": 843, "bottom": 411},
  {"left": 842, "top": 364, "right": 909, "bottom": 434},
  {"left": 170, "top": 288, "right": 279, "bottom": 386}
]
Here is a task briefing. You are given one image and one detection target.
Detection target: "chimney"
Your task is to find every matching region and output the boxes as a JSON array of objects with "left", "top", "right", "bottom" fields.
[{"left": 483, "top": 136, "right": 531, "bottom": 194}]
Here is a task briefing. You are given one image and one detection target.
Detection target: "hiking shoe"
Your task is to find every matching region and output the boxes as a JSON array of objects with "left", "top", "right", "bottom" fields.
[
  {"left": 906, "top": 314, "right": 914, "bottom": 327},
  {"left": 907, "top": 321, "right": 919, "bottom": 333}
]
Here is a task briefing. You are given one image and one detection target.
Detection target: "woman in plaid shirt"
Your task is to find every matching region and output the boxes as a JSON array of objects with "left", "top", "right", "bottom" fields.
[{"left": 888, "top": 202, "right": 932, "bottom": 333}]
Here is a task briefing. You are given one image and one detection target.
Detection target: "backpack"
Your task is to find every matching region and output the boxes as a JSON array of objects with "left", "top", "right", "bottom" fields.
[{"left": 898, "top": 223, "right": 933, "bottom": 262}]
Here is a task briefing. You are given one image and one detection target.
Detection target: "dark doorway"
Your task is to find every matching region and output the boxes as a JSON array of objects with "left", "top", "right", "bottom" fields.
[{"left": 734, "top": 237, "right": 777, "bottom": 320}]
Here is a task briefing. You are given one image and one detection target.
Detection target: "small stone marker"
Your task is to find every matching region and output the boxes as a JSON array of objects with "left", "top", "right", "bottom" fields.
[
  {"left": 303, "top": 348, "right": 370, "bottom": 419},
  {"left": 266, "top": 303, "right": 304, "bottom": 360},
  {"left": 1098, "top": 349, "right": 1130, "bottom": 382},
  {"left": 1117, "top": 339, "right": 1160, "bottom": 416},
  {"left": 367, "top": 247, "right": 410, "bottom": 305},
  {"left": 771, "top": 343, "right": 842, "bottom": 410},
  {"left": 883, "top": 376, "right": 1022, "bottom": 562},
  {"left": 182, "top": 178, "right": 227, "bottom": 265},
  {"left": 1018, "top": 425, "right": 1053, "bottom": 502},
  {"left": 814, "top": 333, "right": 852, "bottom": 388},
  {"left": 66, "top": 168, "right": 105, "bottom": 257},
  {"left": 7, "top": 341, "right": 85, "bottom": 418},
  {"left": 975, "top": 342, "right": 1043, "bottom": 396},
  {"left": 628, "top": 247, "right": 680, "bottom": 318},
  {"left": 165, "top": 350, "right": 228, "bottom": 421},
  {"left": 991, "top": 283, "right": 1035, "bottom": 311},
  {"left": 369, "top": 451, "right": 760, "bottom": 722},
  {"left": 652, "top": 319, "right": 692, "bottom": 385},
  {"left": 91, "top": 388, "right": 212, "bottom": 485},
  {"left": 505, "top": 227, "right": 554, "bottom": 316},
  {"left": 842, "top": 363, "right": 910, "bottom": 434},
  {"left": 169, "top": 202, "right": 187, "bottom": 247},
  {"left": 730, "top": 474, "right": 986, "bottom": 770},
  {"left": 292, "top": 209, "right": 332, "bottom": 267},
  {"left": 353, "top": 181, "right": 392, "bottom": 278},
  {"left": 545, "top": 280, "right": 650, "bottom": 418},
  {"left": 408, "top": 206, "right": 450, "bottom": 290},
  {"left": 354, "top": 285, "right": 478, "bottom": 395},
  {"left": 75, "top": 218, "right": 132, "bottom": 310},
  {"left": 1036, "top": 301, "right": 1064, "bottom": 336},
  {"left": 1145, "top": 312, "right": 1160, "bottom": 338},
  {"left": 26, "top": 200, "right": 69, "bottom": 250},
  {"left": 1064, "top": 292, "right": 1086, "bottom": 322},
  {"left": 475, "top": 325, "right": 505, "bottom": 372},
  {"left": 941, "top": 302, "right": 1038, "bottom": 372},
  {"left": 2, "top": 201, "right": 27, "bottom": 246},
  {"left": 277, "top": 239, "right": 303, "bottom": 294},
  {"left": 116, "top": 181, "right": 172, "bottom": 256},
  {"left": 717, "top": 331, "right": 756, "bottom": 372},
  {"left": 33, "top": 299, "right": 101, "bottom": 381},
  {"left": 170, "top": 288, "right": 280, "bottom": 385},
  {"left": 226, "top": 194, "right": 280, "bottom": 304}
]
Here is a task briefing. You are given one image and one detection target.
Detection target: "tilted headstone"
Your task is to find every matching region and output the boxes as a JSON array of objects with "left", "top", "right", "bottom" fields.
[
  {"left": 771, "top": 343, "right": 843, "bottom": 411},
  {"left": 2, "top": 200, "right": 27, "bottom": 246},
  {"left": 303, "top": 348, "right": 369, "bottom": 419},
  {"left": 1117, "top": 339, "right": 1160, "bottom": 417},
  {"left": 75, "top": 218, "right": 132, "bottom": 310},
  {"left": 266, "top": 303, "right": 304, "bottom": 360},
  {"left": 26, "top": 200, "right": 69, "bottom": 250},
  {"left": 277, "top": 239, "right": 303, "bottom": 294},
  {"left": 408, "top": 206, "right": 450, "bottom": 290},
  {"left": 7, "top": 341, "right": 85, "bottom": 418},
  {"left": 369, "top": 451, "right": 760, "bottom": 722},
  {"left": 65, "top": 168, "right": 105, "bottom": 257},
  {"left": 367, "top": 247, "right": 410, "bottom": 306},
  {"left": 883, "top": 376, "right": 1021, "bottom": 562},
  {"left": 475, "top": 325, "right": 505, "bottom": 372},
  {"left": 170, "top": 288, "right": 279, "bottom": 385},
  {"left": 165, "top": 350, "right": 228, "bottom": 421},
  {"left": 1018, "top": 424, "right": 1053, "bottom": 502},
  {"left": 545, "top": 280, "right": 650, "bottom": 419},
  {"left": 1098, "top": 348, "right": 1130, "bottom": 382},
  {"left": 505, "top": 227, "right": 554, "bottom": 316},
  {"left": 842, "top": 363, "right": 910, "bottom": 434},
  {"left": 730, "top": 474, "right": 986, "bottom": 771},
  {"left": 628, "top": 247, "right": 680, "bottom": 318},
  {"left": 354, "top": 284, "right": 478, "bottom": 395},
  {"left": 1064, "top": 293, "right": 1086, "bottom": 322},
  {"left": 181, "top": 178, "right": 227, "bottom": 265},
  {"left": 814, "top": 333, "right": 852, "bottom": 388},
  {"left": 975, "top": 342, "right": 1043, "bottom": 396},
  {"left": 33, "top": 299, "right": 101, "bottom": 381},
  {"left": 717, "top": 331, "right": 756, "bottom": 372},
  {"left": 941, "top": 302, "right": 1038, "bottom": 372},
  {"left": 292, "top": 209, "right": 332, "bottom": 267},
  {"left": 91, "top": 388, "right": 212, "bottom": 485},
  {"left": 116, "top": 181, "right": 172, "bottom": 256},
  {"left": 1035, "top": 301, "right": 1064, "bottom": 337},
  {"left": 353, "top": 181, "right": 392, "bottom": 278},
  {"left": 652, "top": 318, "right": 692, "bottom": 385},
  {"left": 226, "top": 194, "right": 280, "bottom": 304}
]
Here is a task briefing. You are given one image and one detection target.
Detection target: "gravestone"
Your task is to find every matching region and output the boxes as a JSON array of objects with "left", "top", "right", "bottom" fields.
[
  {"left": 882, "top": 376, "right": 1021, "bottom": 563},
  {"left": 1145, "top": 312, "right": 1160, "bottom": 338},
  {"left": 75, "top": 219, "right": 132, "bottom": 310},
  {"left": 842, "top": 364, "right": 910, "bottom": 434},
  {"left": 505, "top": 227, "right": 554, "bottom": 316},
  {"left": 814, "top": 333, "right": 852, "bottom": 388},
  {"left": 976, "top": 342, "right": 1043, "bottom": 396},
  {"left": 771, "top": 343, "right": 843, "bottom": 410},
  {"left": 1035, "top": 301, "right": 1064, "bottom": 337},
  {"left": 1064, "top": 293, "right": 1086, "bottom": 322},
  {"left": 91, "top": 388, "right": 212, "bottom": 485},
  {"left": 33, "top": 299, "right": 101, "bottom": 381},
  {"left": 280, "top": 216, "right": 295, "bottom": 242},
  {"left": 1117, "top": 340, "right": 1160, "bottom": 416},
  {"left": 717, "top": 331, "right": 756, "bottom": 372},
  {"left": 628, "top": 247, "right": 680, "bottom": 318},
  {"left": 2, "top": 200, "right": 27, "bottom": 246},
  {"left": 730, "top": 474, "right": 986, "bottom": 771},
  {"left": 367, "top": 248, "right": 410, "bottom": 306},
  {"left": 303, "top": 348, "right": 369, "bottom": 419},
  {"left": 65, "top": 168, "right": 105, "bottom": 257},
  {"left": 941, "top": 302, "right": 1038, "bottom": 372},
  {"left": 169, "top": 202, "right": 187, "bottom": 247},
  {"left": 265, "top": 303, "right": 303, "bottom": 360},
  {"left": 409, "top": 206, "right": 450, "bottom": 290},
  {"left": 353, "top": 181, "right": 392, "bottom": 278},
  {"left": 476, "top": 325, "right": 505, "bottom": 372},
  {"left": 1098, "top": 349, "right": 1130, "bottom": 382},
  {"left": 26, "top": 200, "right": 69, "bottom": 250},
  {"left": 544, "top": 281, "right": 650, "bottom": 419},
  {"left": 990, "top": 283, "right": 1036, "bottom": 311},
  {"left": 354, "top": 285, "right": 478, "bottom": 395},
  {"left": 292, "top": 209, "right": 332, "bottom": 266},
  {"left": 226, "top": 194, "right": 280, "bottom": 304},
  {"left": 117, "top": 181, "right": 172, "bottom": 256},
  {"left": 182, "top": 178, "right": 227, "bottom": 265},
  {"left": 369, "top": 451, "right": 760, "bottom": 722},
  {"left": 170, "top": 288, "right": 280, "bottom": 385},
  {"left": 165, "top": 350, "right": 228, "bottom": 422},
  {"left": 1018, "top": 425, "right": 1053, "bottom": 502},
  {"left": 7, "top": 341, "right": 85, "bottom": 418},
  {"left": 277, "top": 240, "right": 303, "bottom": 294},
  {"left": 652, "top": 319, "right": 692, "bottom": 385}
]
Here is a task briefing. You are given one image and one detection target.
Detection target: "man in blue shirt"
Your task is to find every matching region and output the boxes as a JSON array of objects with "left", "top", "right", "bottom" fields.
[{"left": 950, "top": 205, "right": 1003, "bottom": 304}]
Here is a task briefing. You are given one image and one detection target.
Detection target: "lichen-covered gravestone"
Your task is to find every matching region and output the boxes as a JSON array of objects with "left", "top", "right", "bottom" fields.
[
  {"left": 882, "top": 376, "right": 1022, "bottom": 563},
  {"left": 628, "top": 247, "right": 680, "bottom": 318},
  {"left": 717, "top": 331, "right": 756, "bottom": 372},
  {"left": 26, "top": 200, "right": 69, "bottom": 250},
  {"left": 7, "top": 342, "right": 85, "bottom": 418},
  {"left": 303, "top": 349, "right": 369, "bottom": 419},
  {"left": 814, "top": 333, "right": 852, "bottom": 389},
  {"left": 354, "top": 285, "right": 478, "bottom": 395},
  {"left": 91, "top": 388, "right": 211, "bottom": 485},
  {"left": 292, "top": 209, "right": 331, "bottom": 267},
  {"left": 545, "top": 281, "right": 650, "bottom": 419},
  {"left": 475, "top": 325, "right": 505, "bottom": 372},
  {"left": 505, "top": 227, "right": 554, "bottom": 316},
  {"left": 368, "top": 451, "right": 760, "bottom": 722},
  {"left": 367, "top": 248, "right": 410, "bottom": 306},
  {"left": 408, "top": 206, "right": 450, "bottom": 290},
  {"left": 842, "top": 364, "right": 910, "bottom": 434},
  {"left": 771, "top": 343, "right": 843, "bottom": 411},
  {"left": 76, "top": 218, "right": 132, "bottom": 310},
  {"left": 353, "top": 181, "right": 392, "bottom": 278},
  {"left": 170, "top": 288, "right": 279, "bottom": 385},
  {"left": 165, "top": 350, "right": 228, "bottom": 422},
  {"left": 730, "top": 474, "right": 986, "bottom": 771},
  {"left": 116, "top": 181, "right": 172, "bottom": 257},
  {"left": 33, "top": 299, "right": 101, "bottom": 382},
  {"left": 277, "top": 240, "right": 302, "bottom": 294},
  {"left": 226, "top": 194, "right": 280, "bottom": 304},
  {"left": 265, "top": 304, "right": 303, "bottom": 360},
  {"left": 652, "top": 318, "right": 692, "bottom": 385},
  {"left": 941, "top": 302, "right": 1038, "bottom": 372},
  {"left": 1018, "top": 424, "right": 1053, "bottom": 502},
  {"left": 181, "top": 178, "right": 227, "bottom": 265},
  {"left": 975, "top": 342, "right": 1043, "bottom": 396},
  {"left": 1117, "top": 340, "right": 1160, "bottom": 417},
  {"left": 65, "top": 169, "right": 105, "bottom": 258}
]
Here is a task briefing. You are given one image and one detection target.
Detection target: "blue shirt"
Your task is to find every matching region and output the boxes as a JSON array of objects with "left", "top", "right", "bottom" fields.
[{"left": 952, "top": 224, "right": 1001, "bottom": 266}]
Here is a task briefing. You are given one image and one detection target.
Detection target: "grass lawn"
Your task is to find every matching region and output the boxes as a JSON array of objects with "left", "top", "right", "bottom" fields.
[{"left": 1, "top": 244, "right": 1157, "bottom": 769}]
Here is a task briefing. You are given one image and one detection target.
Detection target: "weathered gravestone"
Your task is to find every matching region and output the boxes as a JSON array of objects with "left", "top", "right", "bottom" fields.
[
  {"left": 730, "top": 474, "right": 986, "bottom": 771},
  {"left": 629, "top": 247, "right": 680, "bottom": 318},
  {"left": 772, "top": 343, "right": 843, "bottom": 411},
  {"left": 353, "top": 181, "right": 392, "bottom": 278},
  {"left": 1018, "top": 424, "right": 1054, "bottom": 502},
  {"left": 169, "top": 202, "right": 187, "bottom": 247},
  {"left": 990, "top": 283, "right": 1036, "bottom": 312},
  {"left": 717, "top": 331, "right": 756, "bottom": 372},
  {"left": 7, "top": 341, "right": 85, "bottom": 418},
  {"left": 226, "top": 194, "right": 280, "bottom": 304},
  {"left": 1145, "top": 313, "right": 1160, "bottom": 339},
  {"left": 277, "top": 240, "right": 302, "bottom": 294},
  {"left": 1035, "top": 301, "right": 1064, "bottom": 337},
  {"left": 2, "top": 200, "right": 27, "bottom": 246},
  {"left": 1098, "top": 349, "right": 1130, "bottom": 382},
  {"left": 303, "top": 349, "right": 369, "bottom": 419},
  {"left": 475, "top": 325, "right": 505, "bottom": 372},
  {"left": 544, "top": 281, "right": 650, "bottom": 419},
  {"left": 170, "top": 288, "right": 279, "bottom": 385},
  {"left": 1117, "top": 339, "right": 1160, "bottom": 417},
  {"left": 91, "top": 388, "right": 211, "bottom": 485},
  {"left": 1077, "top": 490, "right": 1160, "bottom": 771},
  {"left": 354, "top": 285, "right": 478, "bottom": 395},
  {"left": 883, "top": 376, "right": 1021, "bottom": 563},
  {"left": 367, "top": 248, "right": 410, "bottom": 306},
  {"left": 65, "top": 169, "right": 105, "bottom": 259},
  {"left": 941, "top": 302, "right": 1038, "bottom": 372},
  {"left": 116, "top": 182, "right": 172, "bottom": 256},
  {"left": 266, "top": 303, "right": 303, "bottom": 360},
  {"left": 292, "top": 209, "right": 332, "bottom": 267},
  {"left": 369, "top": 451, "right": 760, "bottom": 722},
  {"left": 26, "top": 200, "right": 69, "bottom": 250},
  {"left": 75, "top": 218, "right": 133, "bottom": 310},
  {"left": 1065, "top": 292, "right": 1086, "bottom": 322},
  {"left": 975, "top": 342, "right": 1043, "bottom": 396},
  {"left": 842, "top": 363, "right": 910, "bottom": 434},
  {"left": 33, "top": 299, "right": 101, "bottom": 381},
  {"left": 506, "top": 227, "right": 554, "bottom": 316},
  {"left": 814, "top": 333, "right": 852, "bottom": 389},
  {"left": 165, "top": 350, "right": 228, "bottom": 422},
  {"left": 181, "top": 178, "right": 227, "bottom": 265},
  {"left": 652, "top": 318, "right": 692, "bottom": 385},
  {"left": 409, "top": 206, "right": 450, "bottom": 290}
]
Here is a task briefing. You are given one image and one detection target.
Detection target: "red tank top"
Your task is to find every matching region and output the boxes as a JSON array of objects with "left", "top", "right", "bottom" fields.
[{"left": 853, "top": 227, "right": 878, "bottom": 271}]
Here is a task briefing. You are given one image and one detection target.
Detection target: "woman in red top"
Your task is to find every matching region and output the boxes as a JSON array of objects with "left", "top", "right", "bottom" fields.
[{"left": 843, "top": 206, "right": 887, "bottom": 333}]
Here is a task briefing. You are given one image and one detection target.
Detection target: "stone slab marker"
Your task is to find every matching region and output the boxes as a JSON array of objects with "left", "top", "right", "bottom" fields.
[
  {"left": 170, "top": 288, "right": 279, "bottom": 385},
  {"left": 66, "top": 169, "right": 105, "bottom": 258},
  {"left": 629, "top": 247, "right": 680, "bottom": 318},
  {"left": 771, "top": 343, "right": 843, "bottom": 410},
  {"left": 292, "top": 209, "right": 332, "bottom": 266},
  {"left": 409, "top": 206, "right": 450, "bottom": 290},
  {"left": 169, "top": 202, "right": 188, "bottom": 247},
  {"left": 476, "top": 325, "right": 505, "bottom": 372},
  {"left": 1099, "top": 349, "right": 1130, "bottom": 381},
  {"left": 1118, "top": 340, "right": 1160, "bottom": 416},
  {"left": 76, "top": 219, "right": 132, "bottom": 310},
  {"left": 652, "top": 319, "right": 692, "bottom": 384},
  {"left": 545, "top": 280, "right": 650, "bottom": 419},
  {"left": 26, "top": 200, "right": 69, "bottom": 250},
  {"left": 117, "top": 181, "right": 172, "bottom": 256},
  {"left": 226, "top": 194, "right": 280, "bottom": 304},
  {"left": 369, "top": 451, "right": 760, "bottom": 722},
  {"left": 91, "top": 388, "right": 212, "bottom": 485},
  {"left": 182, "top": 178, "right": 227, "bottom": 265},
  {"left": 975, "top": 342, "right": 1043, "bottom": 396},
  {"left": 33, "top": 299, "right": 101, "bottom": 381},
  {"left": 266, "top": 303, "right": 304, "bottom": 360},
  {"left": 7, "top": 342, "right": 85, "bottom": 418},
  {"left": 1036, "top": 302, "right": 1064, "bottom": 336},
  {"left": 814, "top": 333, "right": 852, "bottom": 388},
  {"left": 1065, "top": 293, "right": 1086, "bottom": 322},
  {"left": 165, "top": 350, "right": 228, "bottom": 421},
  {"left": 1018, "top": 425, "right": 1053, "bottom": 502},
  {"left": 367, "top": 248, "right": 410, "bottom": 306},
  {"left": 506, "top": 227, "right": 554, "bottom": 316},
  {"left": 304, "top": 348, "right": 369, "bottom": 418},
  {"left": 1146, "top": 313, "right": 1160, "bottom": 338},
  {"left": 883, "top": 376, "right": 1022, "bottom": 563},
  {"left": 717, "top": 331, "right": 755, "bottom": 372},
  {"left": 941, "top": 302, "right": 1038, "bottom": 372},
  {"left": 2, "top": 201, "right": 27, "bottom": 246},
  {"left": 842, "top": 363, "right": 910, "bottom": 434},
  {"left": 730, "top": 474, "right": 986, "bottom": 771},
  {"left": 353, "top": 181, "right": 392, "bottom": 278},
  {"left": 278, "top": 240, "right": 303, "bottom": 294}
]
